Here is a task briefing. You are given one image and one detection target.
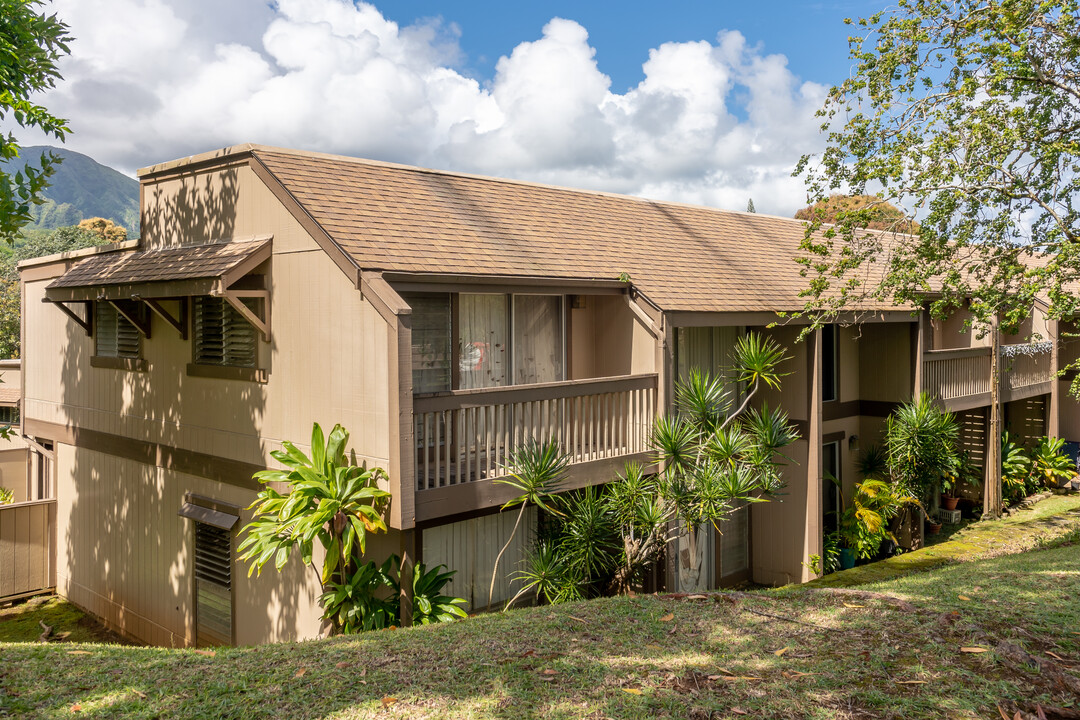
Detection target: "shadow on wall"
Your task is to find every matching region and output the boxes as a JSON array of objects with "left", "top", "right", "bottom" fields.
[{"left": 59, "top": 167, "right": 308, "bottom": 646}]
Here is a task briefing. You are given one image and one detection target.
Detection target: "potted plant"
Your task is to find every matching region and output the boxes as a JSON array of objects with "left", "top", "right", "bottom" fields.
[{"left": 836, "top": 478, "right": 919, "bottom": 567}]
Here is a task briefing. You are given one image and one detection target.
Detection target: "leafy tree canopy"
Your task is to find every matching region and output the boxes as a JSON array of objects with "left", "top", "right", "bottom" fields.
[
  {"left": 794, "top": 194, "right": 919, "bottom": 233},
  {"left": 0, "top": 0, "right": 72, "bottom": 242},
  {"left": 77, "top": 217, "right": 127, "bottom": 244},
  {"left": 794, "top": 0, "right": 1080, "bottom": 336}
]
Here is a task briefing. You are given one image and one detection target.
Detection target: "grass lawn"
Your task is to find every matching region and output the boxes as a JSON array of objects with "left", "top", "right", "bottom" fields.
[{"left": 2, "top": 498, "right": 1078, "bottom": 719}]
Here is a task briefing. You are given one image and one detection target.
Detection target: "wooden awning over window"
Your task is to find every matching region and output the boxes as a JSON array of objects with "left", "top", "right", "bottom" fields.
[
  {"left": 44, "top": 237, "right": 271, "bottom": 302},
  {"left": 43, "top": 237, "right": 272, "bottom": 341}
]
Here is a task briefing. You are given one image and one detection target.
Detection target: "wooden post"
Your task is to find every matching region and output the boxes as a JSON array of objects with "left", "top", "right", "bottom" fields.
[
  {"left": 913, "top": 306, "right": 929, "bottom": 395},
  {"left": 984, "top": 317, "right": 1002, "bottom": 519},
  {"left": 1048, "top": 318, "right": 1061, "bottom": 439},
  {"left": 398, "top": 529, "right": 416, "bottom": 626},
  {"left": 802, "top": 328, "right": 824, "bottom": 582}
]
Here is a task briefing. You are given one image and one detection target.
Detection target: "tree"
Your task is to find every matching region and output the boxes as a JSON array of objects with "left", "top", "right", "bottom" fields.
[
  {"left": 77, "top": 217, "right": 127, "bottom": 244},
  {"left": 0, "top": 0, "right": 72, "bottom": 243},
  {"left": 238, "top": 423, "right": 391, "bottom": 635},
  {"left": 746, "top": 198, "right": 756, "bottom": 213},
  {"left": 794, "top": 195, "right": 918, "bottom": 232},
  {"left": 794, "top": 0, "right": 1080, "bottom": 517}
]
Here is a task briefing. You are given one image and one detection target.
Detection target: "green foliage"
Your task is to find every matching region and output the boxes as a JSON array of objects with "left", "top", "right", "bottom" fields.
[
  {"left": 0, "top": 487, "right": 13, "bottom": 505},
  {"left": 838, "top": 478, "right": 919, "bottom": 560},
  {"left": 807, "top": 532, "right": 841, "bottom": 575},
  {"left": 238, "top": 423, "right": 390, "bottom": 634},
  {"left": 794, "top": 1, "right": 1080, "bottom": 363},
  {"left": 885, "top": 394, "right": 959, "bottom": 504},
  {"left": 856, "top": 444, "right": 889, "bottom": 480},
  {"left": 0, "top": 223, "right": 110, "bottom": 357},
  {"left": 1030, "top": 436, "right": 1075, "bottom": 487},
  {"left": 490, "top": 439, "right": 570, "bottom": 610},
  {"left": 0, "top": 1, "right": 72, "bottom": 242},
  {"left": 512, "top": 541, "right": 584, "bottom": 606},
  {"left": 320, "top": 555, "right": 466, "bottom": 632},
  {"left": 1001, "top": 432, "right": 1034, "bottom": 504}
]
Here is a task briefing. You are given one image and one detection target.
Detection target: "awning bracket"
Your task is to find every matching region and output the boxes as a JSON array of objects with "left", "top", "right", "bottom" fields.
[
  {"left": 223, "top": 289, "right": 271, "bottom": 342},
  {"left": 46, "top": 299, "right": 92, "bottom": 336},
  {"left": 142, "top": 297, "right": 188, "bottom": 340},
  {"left": 108, "top": 300, "right": 152, "bottom": 338}
]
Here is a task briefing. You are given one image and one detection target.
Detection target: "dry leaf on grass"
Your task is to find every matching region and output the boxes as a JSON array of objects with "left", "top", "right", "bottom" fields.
[
  {"left": 66, "top": 651, "right": 92, "bottom": 656},
  {"left": 895, "top": 680, "right": 928, "bottom": 685},
  {"left": 1046, "top": 651, "right": 1067, "bottom": 661},
  {"left": 569, "top": 616, "right": 589, "bottom": 625},
  {"left": 133, "top": 690, "right": 147, "bottom": 699},
  {"left": 294, "top": 668, "right": 307, "bottom": 678},
  {"left": 193, "top": 650, "right": 216, "bottom": 657},
  {"left": 622, "top": 688, "right": 643, "bottom": 695},
  {"left": 659, "top": 613, "right": 674, "bottom": 622},
  {"left": 70, "top": 704, "right": 82, "bottom": 713},
  {"left": 540, "top": 669, "right": 558, "bottom": 676},
  {"left": 773, "top": 647, "right": 790, "bottom": 657},
  {"left": 960, "top": 647, "right": 989, "bottom": 653},
  {"left": 842, "top": 602, "right": 865, "bottom": 608},
  {"left": 958, "top": 595, "right": 972, "bottom": 601},
  {"left": 782, "top": 671, "right": 815, "bottom": 679},
  {"left": 335, "top": 661, "right": 352, "bottom": 669},
  {"left": 731, "top": 709, "right": 748, "bottom": 716},
  {"left": 381, "top": 696, "right": 397, "bottom": 708},
  {"left": 686, "top": 594, "right": 708, "bottom": 600}
]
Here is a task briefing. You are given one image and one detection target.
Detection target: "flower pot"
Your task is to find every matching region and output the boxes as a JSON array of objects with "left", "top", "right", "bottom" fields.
[
  {"left": 941, "top": 495, "right": 960, "bottom": 511},
  {"left": 925, "top": 520, "right": 942, "bottom": 535},
  {"left": 838, "top": 547, "right": 857, "bottom": 570}
]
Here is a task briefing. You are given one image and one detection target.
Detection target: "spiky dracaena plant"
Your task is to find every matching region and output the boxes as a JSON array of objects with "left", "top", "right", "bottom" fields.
[
  {"left": 885, "top": 394, "right": 959, "bottom": 507},
  {"left": 606, "top": 332, "right": 798, "bottom": 594},
  {"left": 238, "top": 423, "right": 390, "bottom": 634},
  {"left": 488, "top": 439, "right": 569, "bottom": 610}
]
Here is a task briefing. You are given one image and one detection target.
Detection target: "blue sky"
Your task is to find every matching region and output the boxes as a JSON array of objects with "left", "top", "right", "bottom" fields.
[
  {"left": 32, "top": 0, "right": 887, "bottom": 216},
  {"left": 381, "top": 2, "right": 874, "bottom": 91}
]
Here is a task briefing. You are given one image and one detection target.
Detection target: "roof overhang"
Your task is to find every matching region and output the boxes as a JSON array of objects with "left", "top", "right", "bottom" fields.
[{"left": 43, "top": 236, "right": 272, "bottom": 303}]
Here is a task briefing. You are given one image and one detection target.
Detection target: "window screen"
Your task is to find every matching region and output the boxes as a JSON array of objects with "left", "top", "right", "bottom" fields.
[
  {"left": 95, "top": 302, "right": 140, "bottom": 359},
  {"left": 194, "top": 297, "right": 257, "bottom": 368},
  {"left": 194, "top": 522, "right": 233, "bottom": 647},
  {"left": 409, "top": 294, "right": 452, "bottom": 394}
]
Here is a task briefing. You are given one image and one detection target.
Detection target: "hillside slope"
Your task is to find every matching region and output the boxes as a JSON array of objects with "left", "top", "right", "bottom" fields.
[{"left": 3, "top": 146, "right": 139, "bottom": 236}]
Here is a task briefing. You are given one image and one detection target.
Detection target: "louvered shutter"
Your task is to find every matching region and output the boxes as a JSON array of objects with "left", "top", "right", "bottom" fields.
[
  {"left": 194, "top": 297, "right": 257, "bottom": 368},
  {"left": 95, "top": 302, "right": 140, "bottom": 359},
  {"left": 194, "top": 522, "right": 233, "bottom": 647}
]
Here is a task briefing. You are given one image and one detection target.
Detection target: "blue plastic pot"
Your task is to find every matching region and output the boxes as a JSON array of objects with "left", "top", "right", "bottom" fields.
[{"left": 838, "top": 547, "right": 857, "bottom": 570}]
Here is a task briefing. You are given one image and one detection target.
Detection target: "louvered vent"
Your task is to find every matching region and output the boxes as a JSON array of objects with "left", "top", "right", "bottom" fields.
[
  {"left": 95, "top": 302, "right": 140, "bottom": 358},
  {"left": 194, "top": 522, "right": 232, "bottom": 647},
  {"left": 194, "top": 297, "right": 257, "bottom": 368}
]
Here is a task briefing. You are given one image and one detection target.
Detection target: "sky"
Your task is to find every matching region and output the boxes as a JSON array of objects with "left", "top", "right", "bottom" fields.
[{"left": 24, "top": 0, "right": 884, "bottom": 217}]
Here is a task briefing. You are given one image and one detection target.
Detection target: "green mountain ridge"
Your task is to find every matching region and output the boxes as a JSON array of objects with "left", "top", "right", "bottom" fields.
[{"left": 4, "top": 145, "right": 140, "bottom": 236}]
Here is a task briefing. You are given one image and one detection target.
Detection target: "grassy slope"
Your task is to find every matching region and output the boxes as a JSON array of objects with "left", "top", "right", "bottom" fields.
[{"left": 2, "top": 499, "right": 1078, "bottom": 719}]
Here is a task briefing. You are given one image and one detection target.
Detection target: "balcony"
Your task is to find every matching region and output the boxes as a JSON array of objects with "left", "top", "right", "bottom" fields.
[
  {"left": 922, "top": 343, "right": 1054, "bottom": 412},
  {"left": 412, "top": 373, "right": 658, "bottom": 522}
]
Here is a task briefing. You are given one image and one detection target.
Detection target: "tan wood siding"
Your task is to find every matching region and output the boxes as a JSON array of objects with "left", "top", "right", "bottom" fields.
[{"left": 0, "top": 499, "right": 56, "bottom": 601}]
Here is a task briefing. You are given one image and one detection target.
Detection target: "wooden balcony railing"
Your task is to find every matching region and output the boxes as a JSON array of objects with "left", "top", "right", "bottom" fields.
[
  {"left": 412, "top": 374, "right": 658, "bottom": 496},
  {"left": 0, "top": 499, "right": 57, "bottom": 602},
  {"left": 922, "top": 343, "right": 1054, "bottom": 409},
  {"left": 1002, "top": 343, "right": 1054, "bottom": 392},
  {"left": 922, "top": 347, "right": 992, "bottom": 403}
]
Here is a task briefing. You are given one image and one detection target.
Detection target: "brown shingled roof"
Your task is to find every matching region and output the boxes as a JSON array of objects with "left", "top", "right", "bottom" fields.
[
  {"left": 249, "top": 148, "right": 900, "bottom": 314},
  {"left": 0, "top": 386, "right": 19, "bottom": 404},
  {"left": 48, "top": 238, "right": 270, "bottom": 290}
]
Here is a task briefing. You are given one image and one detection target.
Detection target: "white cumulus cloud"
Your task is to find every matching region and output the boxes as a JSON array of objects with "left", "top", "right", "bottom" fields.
[{"left": 24, "top": 0, "right": 829, "bottom": 216}]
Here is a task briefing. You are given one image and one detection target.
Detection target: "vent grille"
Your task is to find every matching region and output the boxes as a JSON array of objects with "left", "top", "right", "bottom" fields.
[
  {"left": 195, "top": 522, "right": 232, "bottom": 647},
  {"left": 194, "top": 297, "right": 257, "bottom": 368},
  {"left": 95, "top": 302, "right": 140, "bottom": 358}
]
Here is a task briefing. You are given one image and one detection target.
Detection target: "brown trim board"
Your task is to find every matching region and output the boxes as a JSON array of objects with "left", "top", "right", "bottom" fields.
[
  {"left": 24, "top": 418, "right": 263, "bottom": 491},
  {"left": 822, "top": 400, "right": 899, "bottom": 421}
]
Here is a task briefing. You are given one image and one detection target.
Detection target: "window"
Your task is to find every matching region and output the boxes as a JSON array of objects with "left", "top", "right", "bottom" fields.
[
  {"left": 822, "top": 324, "right": 838, "bottom": 402},
  {"left": 194, "top": 521, "right": 233, "bottom": 647},
  {"left": 95, "top": 302, "right": 141, "bottom": 359},
  {"left": 823, "top": 441, "right": 841, "bottom": 535},
  {"left": 0, "top": 406, "right": 18, "bottom": 424},
  {"left": 407, "top": 292, "right": 565, "bottom": 393},
  {"left": 193, "top": 297, "right": 257, "bottom": 368}
]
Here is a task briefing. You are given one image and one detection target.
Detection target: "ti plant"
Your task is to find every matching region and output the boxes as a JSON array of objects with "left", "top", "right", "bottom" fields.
[{"left": 238, "top": 423, "right": 391, "bottom": 635}]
